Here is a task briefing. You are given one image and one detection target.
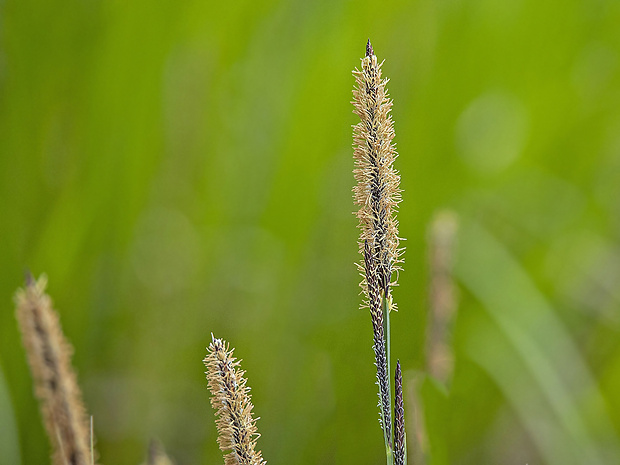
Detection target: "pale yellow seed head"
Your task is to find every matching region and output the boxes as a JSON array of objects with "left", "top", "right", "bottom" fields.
[
  {"left": 14, "top": 274, "right": 96, "bottom": 465},
  {"left": 204, "top": 336, "right": 266, "bottom": 465},
  {"left": 352, "top": 44, "right": 403, "bottom": 309}
]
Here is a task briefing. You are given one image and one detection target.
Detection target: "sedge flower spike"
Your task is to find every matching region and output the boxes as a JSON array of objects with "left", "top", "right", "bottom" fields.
[
  {"left": 14, "top": 274, "right": 97, "bottom": 465},
  {"left": 204, "top": 336, "right": 266, "bottom": 465},
  {"left": 394, "top": 360, "right": 406, "bottom": 465},
  {"left": 353, "top": 39, "right": 403, "bottom": 306},
  {"left": 364, "top": 240, "right": 392, "bottom": 446}
]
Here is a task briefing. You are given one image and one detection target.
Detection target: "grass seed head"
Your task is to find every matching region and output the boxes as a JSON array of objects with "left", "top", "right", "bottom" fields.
[
  {"left": 352, "top": 40, "right": 403, "bottom": 310},
  {"left": 14, "top": 274, "right": 96, "bottom": 465},
  {"left": 204, "top": 336, "right": 266, "bottom": 465}
]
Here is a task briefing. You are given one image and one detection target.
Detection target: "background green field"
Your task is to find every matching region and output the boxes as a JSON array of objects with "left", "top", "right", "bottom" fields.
[{"left": 2, "top": 0, "right": 620, "bottom": 464}]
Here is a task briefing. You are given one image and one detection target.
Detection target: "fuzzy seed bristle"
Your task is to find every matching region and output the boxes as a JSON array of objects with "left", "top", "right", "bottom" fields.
[
  {"left": 204, "top": 337, "right": 266, "bottom": 465},
  {"left": 14, "top": 275, "right": 96, "bottom": 465}
]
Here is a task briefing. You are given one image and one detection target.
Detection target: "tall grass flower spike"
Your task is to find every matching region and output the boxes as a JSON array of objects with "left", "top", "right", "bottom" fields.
[
  {"left": 353, "top": 40, "right": 406, "bottom": 465},
  {"left": 14, "top": 274, "right": 97, "bottom": 465},
  {"left": 204, "top": 335, "right": 266, "bottom": 465}
]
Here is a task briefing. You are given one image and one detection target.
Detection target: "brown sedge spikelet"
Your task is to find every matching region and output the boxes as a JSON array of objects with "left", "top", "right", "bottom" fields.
[
  {"left": 364, "top": 240, "right": 392, "bottom": 448},
  {"left": 204, "top": 335, "right": 266, "bottom": 465},
  {"left": 353, "top": 39, "right": 403, "bottom": 309},
  {"left": 394, "top": 360, "right": 406, "bottom": 465},
  {"left": 14, "top": 273, "right": 96, "bottom": 465}
]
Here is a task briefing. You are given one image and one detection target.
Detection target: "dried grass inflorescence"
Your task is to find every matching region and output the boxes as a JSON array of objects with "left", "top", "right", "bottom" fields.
[
  {"left": 353, "top": 39, "right": 403, "bottom": 308},
  {"left": 204, "top": 335, "right": 266, "bottom": 465},
  {"left": 14, "top": 274, "right": 96, "bottom": 465}
]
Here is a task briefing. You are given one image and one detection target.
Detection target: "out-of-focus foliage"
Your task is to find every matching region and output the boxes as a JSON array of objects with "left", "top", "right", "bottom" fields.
[{"left": 1, "top": 0, "right": 620, "bottom": 464}]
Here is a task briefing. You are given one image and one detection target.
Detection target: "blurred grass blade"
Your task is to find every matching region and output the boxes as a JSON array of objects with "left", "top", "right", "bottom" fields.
[
  {"left": 426, "top": 210, "right": 459, "bottom": 386},
  {"left": 405, "top": 371, "right": 428, "bottom": 465},
  {"left": 456, "top": 220, "right": 620, "bottom": 465},
  {"left": 0, "top": 359, "right": 22, "bottom": 465},
  {"left": 145, "top": 439, "right": 175, "bottom": 465}
]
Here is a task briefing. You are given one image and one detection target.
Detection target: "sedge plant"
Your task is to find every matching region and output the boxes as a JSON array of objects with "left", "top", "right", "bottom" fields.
[{"left": 352, "top": 39, "right": 407, "bottom": 465}]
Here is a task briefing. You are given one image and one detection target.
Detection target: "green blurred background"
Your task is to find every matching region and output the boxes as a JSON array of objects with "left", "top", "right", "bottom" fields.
[{"left": 2, "top": 0, "right": 620, "bottom": 464}]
